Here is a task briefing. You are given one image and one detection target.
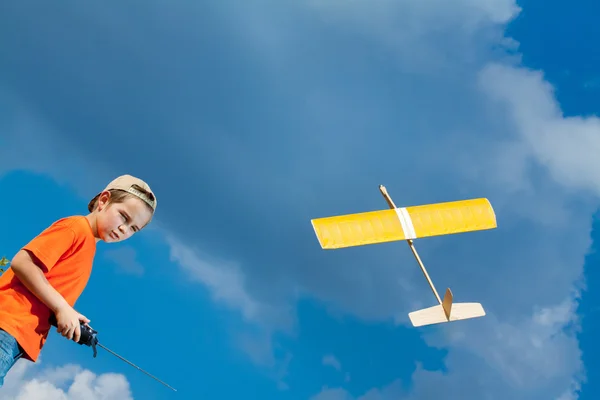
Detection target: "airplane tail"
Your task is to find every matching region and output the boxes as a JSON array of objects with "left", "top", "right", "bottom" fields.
[{"left": 408, "top": 288, "right": 485, "bottom": 327}]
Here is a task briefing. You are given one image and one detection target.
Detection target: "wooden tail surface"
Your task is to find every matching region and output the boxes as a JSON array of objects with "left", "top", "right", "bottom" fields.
[{"left": 408, "top": 302, "right": 486, "bottom": 327}]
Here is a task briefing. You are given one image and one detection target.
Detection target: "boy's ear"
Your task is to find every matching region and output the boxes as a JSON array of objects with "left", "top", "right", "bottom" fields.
[{"left": 96, "top": 191, "right": 112, "bottom": 211}]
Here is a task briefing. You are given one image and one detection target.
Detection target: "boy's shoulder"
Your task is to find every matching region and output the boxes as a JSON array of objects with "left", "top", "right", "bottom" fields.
[
  {"left": 22, "top": 216, "right": 96, "bottom": 273},
  {"left": 52, "top": 215, "right": 92, "bottom": 231},
  {"left": 37, "top": 215, "right": 95, "bottom": 243}
]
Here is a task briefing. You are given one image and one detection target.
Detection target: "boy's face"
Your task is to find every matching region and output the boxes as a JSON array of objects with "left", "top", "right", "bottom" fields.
[{"left": 95, "top": 193, "right": 154, "bottom": 243}]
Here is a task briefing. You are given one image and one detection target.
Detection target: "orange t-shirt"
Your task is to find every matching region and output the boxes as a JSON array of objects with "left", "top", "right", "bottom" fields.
[{"left": 0, "top": 215, "right": 96, "bottom": 362}]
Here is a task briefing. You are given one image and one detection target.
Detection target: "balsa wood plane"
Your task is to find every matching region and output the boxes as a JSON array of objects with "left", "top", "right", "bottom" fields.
[{"left": 310, "top": 185, "right": 497, "bottom": 327}]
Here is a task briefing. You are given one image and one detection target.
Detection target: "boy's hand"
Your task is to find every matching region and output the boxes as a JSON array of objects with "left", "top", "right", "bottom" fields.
[{"left": 54, "top": 305, "right": 90, "bottom": 343}]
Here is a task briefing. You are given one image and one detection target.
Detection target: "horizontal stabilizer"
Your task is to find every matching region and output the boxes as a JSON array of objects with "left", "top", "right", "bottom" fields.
[
  {"left": 311, "top": 198, "right": 496, "bottom": 249},
  {"left": 408, "top": 301, "right": 485, "bottom": 327}
]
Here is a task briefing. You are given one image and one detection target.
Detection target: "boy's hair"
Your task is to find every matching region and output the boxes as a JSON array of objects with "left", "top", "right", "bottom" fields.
[{"left": 87, "top": 174, "right": 157, "bottom": 214}]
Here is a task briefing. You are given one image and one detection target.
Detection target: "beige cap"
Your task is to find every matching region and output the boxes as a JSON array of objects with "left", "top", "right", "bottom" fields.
[{"left": 88, "top": 174, "right": 157, "bottom": 212}]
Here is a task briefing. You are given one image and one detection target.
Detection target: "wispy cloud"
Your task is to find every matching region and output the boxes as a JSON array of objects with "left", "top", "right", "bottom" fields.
[
  {"left": 322, "top": 355, "right": 342, "bottom": 371},
  {"left": 102, "top": 246, "right": 145, "bottom": 277}
]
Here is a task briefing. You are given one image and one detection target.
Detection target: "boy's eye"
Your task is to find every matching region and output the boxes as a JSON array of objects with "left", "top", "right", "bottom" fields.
[{"left": 120, "top": 212, "right": 138, "bottom": 232}]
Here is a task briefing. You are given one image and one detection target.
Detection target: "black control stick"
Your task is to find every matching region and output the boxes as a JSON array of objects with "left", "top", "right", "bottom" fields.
[{"left": 49, "top": 314, "right": 98, "bottom": 357}]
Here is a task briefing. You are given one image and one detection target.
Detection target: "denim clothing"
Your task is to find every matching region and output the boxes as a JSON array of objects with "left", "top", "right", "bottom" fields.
[{"left": 0, "top": 329, "right": 23, "bottom": 388}]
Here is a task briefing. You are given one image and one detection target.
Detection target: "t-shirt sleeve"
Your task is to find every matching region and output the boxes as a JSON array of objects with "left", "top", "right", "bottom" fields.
[{"left": 21, "top": 219, "right": 77, "bottom": 272}]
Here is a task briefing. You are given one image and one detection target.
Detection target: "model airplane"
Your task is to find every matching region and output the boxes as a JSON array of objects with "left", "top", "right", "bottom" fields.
[{"left": 310, "top": 185, "right": 497, "bottom": 327}]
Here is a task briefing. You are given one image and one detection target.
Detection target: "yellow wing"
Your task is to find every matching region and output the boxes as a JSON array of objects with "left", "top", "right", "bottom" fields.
[{"left": 311, "top": 198, "right": 496, "bottom": 249}]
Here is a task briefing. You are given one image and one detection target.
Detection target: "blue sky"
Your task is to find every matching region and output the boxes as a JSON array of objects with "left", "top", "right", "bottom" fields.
[{"left": 1, "top": 0, "right": 599, "bottom": 399}]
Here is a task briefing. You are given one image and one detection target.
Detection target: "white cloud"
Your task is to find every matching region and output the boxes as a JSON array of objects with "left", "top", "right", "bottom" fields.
[
  {"left": 164, "top": 233, "right": 293, "bottom": 331},
  {"left": 1, "top": 359, "right": 133, "bottom": 400},
  {"left": 307, "top": 0, "right": 520, "bottom": 28},
  {"left": 164, "top": 232, "right": 294, "bottom": 386},
  {"left": 479, "top": 63, "right": 600, "bottom": 197},
  {"left": 310, "top": 387, "right": 354, "bottom": 400},
  {"left": 167, "top": 233, "right": 257, "bottom": 319},
  {"left": 302, "top": 0, "right": 521, "bottom": 74},
  {"left": 102, "top": 246, "right": 145, "bottom": 276},
  {"left": 310, "top": 379, "right": 404, "bottom": 400},
  {"left": 322, "top": 354, "right": 341, "bottom": 371}
]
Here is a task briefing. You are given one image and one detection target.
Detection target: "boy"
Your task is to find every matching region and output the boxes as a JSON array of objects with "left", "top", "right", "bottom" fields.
[{"left": 0, "top": 174, "right": 156, "bottom": 387}]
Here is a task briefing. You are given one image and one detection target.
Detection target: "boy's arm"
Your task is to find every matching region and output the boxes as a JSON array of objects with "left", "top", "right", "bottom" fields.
[
  {"left": 10, "top": 249, "right": 90, "bottom": 342},
  {"left": 10, "top": 249, "right": 71, "bottom": 313}
]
